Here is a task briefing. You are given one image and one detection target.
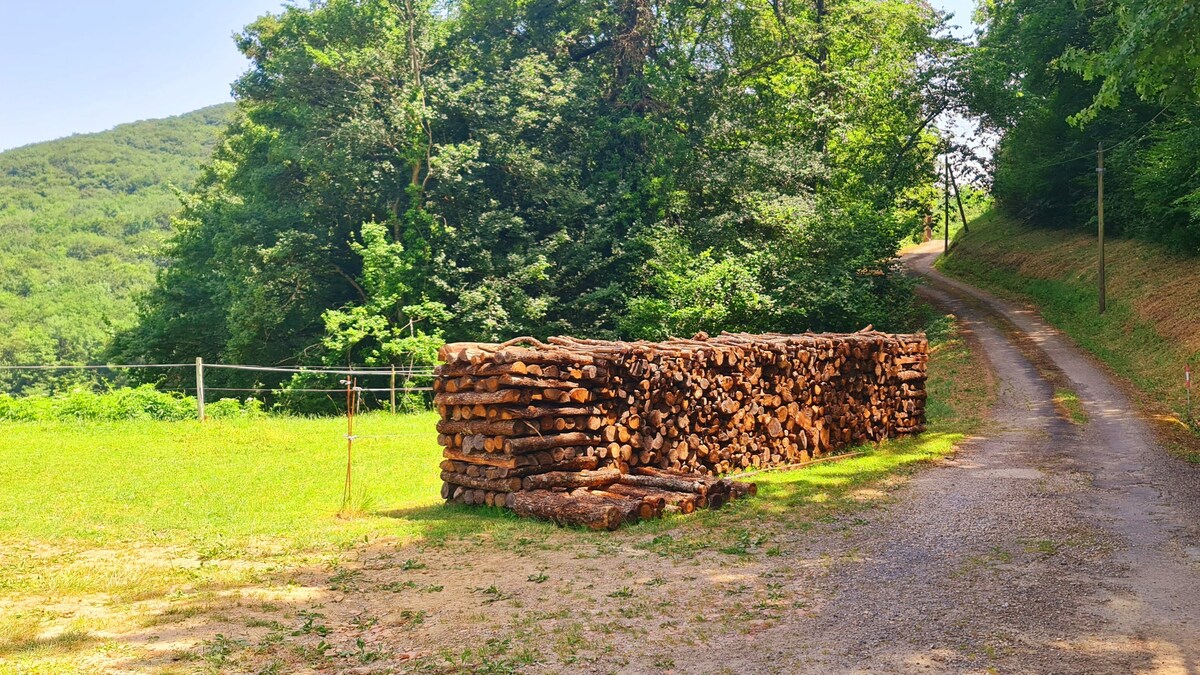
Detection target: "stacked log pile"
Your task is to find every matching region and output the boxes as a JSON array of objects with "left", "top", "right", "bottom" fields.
[{"left": 434, "top": 330, "right": 927, "bottom": 529}]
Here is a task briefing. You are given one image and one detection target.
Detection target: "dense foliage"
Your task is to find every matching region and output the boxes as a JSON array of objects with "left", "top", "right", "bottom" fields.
[
  {"left": 0, "top": 385, "right": 261, "bottom": 422},
  {"left": 965, "top": 0, "right": 1200, "bottom": 253},
  {"left": 120, "top": 0, "right": 954, "bottom": 391},
  {"left": 0, "top": 105, "right": 233, "bottom": 391}
]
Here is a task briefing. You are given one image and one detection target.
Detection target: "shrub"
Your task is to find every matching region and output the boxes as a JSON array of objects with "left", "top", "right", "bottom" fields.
[{"left": 0, "top": 385, "right": 262, "bottom": 422}]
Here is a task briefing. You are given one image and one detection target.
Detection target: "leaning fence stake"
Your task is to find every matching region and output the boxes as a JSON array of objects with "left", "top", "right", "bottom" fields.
[
  {"left": 1187, "top": 363, "right": 1192, "bottom": 423},
  {"left": 195, "top": 357, "right": 206, "bottom": 422}
]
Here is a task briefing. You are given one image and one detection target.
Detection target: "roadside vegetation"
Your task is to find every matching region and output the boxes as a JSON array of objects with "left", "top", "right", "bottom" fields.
[
  {"left": 0, "top": 314, "right": 990, "bottom": 672},
  {"left": 964, "top": 0, "right": 1200, "bottom": 256}
]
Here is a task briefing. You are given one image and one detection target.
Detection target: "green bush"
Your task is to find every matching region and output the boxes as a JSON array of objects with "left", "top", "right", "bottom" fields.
[{"left": 0, "top": 385, "right": 262, "bottom": 422}]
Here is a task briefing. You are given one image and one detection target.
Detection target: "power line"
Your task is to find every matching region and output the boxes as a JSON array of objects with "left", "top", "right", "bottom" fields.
[
  {"left": 1017, "top": 107, "right": 1170, "bottom": 173},
  {"left": 205, "top": 387, "right": 433, "bottom": 393}
]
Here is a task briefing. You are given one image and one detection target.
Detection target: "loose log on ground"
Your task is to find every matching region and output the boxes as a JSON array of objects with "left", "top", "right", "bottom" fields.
[
  {"left": 506, "top": 490, "right": 624, "bottom": 530},
  {"left": 604, "top": 483, "right": 697, "bottom": 514}
]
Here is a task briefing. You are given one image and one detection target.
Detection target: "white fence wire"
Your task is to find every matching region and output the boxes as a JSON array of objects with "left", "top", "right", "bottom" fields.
[{"left": 0, "top": 360, "right": 436, "bottom": 419}]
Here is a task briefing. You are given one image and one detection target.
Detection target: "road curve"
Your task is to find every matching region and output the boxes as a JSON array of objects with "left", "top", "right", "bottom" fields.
[
  {"left": 879, "top": 240, "right": 1200, "bottom": 673},
  {"left": 665, "top": 242, "right": 1200, "bottom": 673}
]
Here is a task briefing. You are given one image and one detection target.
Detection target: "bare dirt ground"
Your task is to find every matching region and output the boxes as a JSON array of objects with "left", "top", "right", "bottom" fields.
[{"left": 40, "top": 243, "right": 1200, "bottom": 674}]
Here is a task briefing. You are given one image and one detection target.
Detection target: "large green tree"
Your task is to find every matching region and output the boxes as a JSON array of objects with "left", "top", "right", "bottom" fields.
[
  {"left": 965, "top": 0, "right": 1200, "bottom": 253},
  {"left": 124, "top": 0, "right": 952, "bottom": 386}
]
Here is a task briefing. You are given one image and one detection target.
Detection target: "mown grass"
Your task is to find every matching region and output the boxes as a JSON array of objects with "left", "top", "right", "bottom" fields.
[
  {"left": 0, "top": 318, "right": 991, "bottom": 672},
  {"left": 938, "top": 209, "right": 1200, "bottom": 456},
  {"left": 0, "top": 412, "right": 444, "bottom": 548}
]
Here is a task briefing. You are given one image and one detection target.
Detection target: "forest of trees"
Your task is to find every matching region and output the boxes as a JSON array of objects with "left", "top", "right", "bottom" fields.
[
  {"left": 0, "top": 105, "right": 232, "bottom": 391},
  {"left": 966, "top": 0, "right": 1200, "bottom": 253},
  {"left": 114, "top": 0, "right": 959, "bottom": 397}
]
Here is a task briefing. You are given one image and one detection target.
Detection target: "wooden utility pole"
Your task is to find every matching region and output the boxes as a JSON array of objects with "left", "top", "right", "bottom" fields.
[
  {"left": 1097, "top": 142, "right": 1107, "bottom": 314},
  {"left": 195, "top": 357, "right": 206, "bottom": 422},
  {"left": 943, "top": 154, "right": 951, "bottom": 253},
  {"left": 948, "top": 161, "right": 969, "bottom": 234}
]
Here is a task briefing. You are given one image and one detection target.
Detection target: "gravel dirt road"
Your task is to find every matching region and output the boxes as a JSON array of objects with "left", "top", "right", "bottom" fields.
[
  {"left": 329, "top": 242, "right": 1200, "bottom": 674},
  {"left": 813, "top": 240, "right": 1200, "bottom": 673}
]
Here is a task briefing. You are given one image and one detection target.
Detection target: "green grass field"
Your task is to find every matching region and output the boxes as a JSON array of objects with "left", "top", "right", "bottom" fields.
[
  {"left": 0, "top": 413, "right": 445, "bottom": 549},
  {"left": 0, "top": 321, "right": 992, "bottom": 672}
]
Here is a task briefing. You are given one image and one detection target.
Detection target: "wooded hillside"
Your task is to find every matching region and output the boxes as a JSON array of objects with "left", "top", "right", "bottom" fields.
[{"left": 0, "top": 104, "right": 233, "bottom": 390}]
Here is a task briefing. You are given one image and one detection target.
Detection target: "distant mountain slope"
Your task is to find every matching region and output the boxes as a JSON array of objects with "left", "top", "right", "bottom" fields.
[{"left": 0, "top": 104, "right": 233, "bottom": 381}]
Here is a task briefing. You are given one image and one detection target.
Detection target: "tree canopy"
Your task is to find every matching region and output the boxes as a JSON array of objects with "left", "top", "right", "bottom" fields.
[
  {"left": 120, "top": 0, "right": 954, "bottom": 393},
  {"left": 964, "top": 0, "right": 1200, "bottom": 254}
]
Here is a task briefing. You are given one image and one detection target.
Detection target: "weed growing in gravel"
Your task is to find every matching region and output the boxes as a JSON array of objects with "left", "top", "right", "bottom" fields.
[{"left": 1053, "top": 390, "right": 1089, "bottom": 425}]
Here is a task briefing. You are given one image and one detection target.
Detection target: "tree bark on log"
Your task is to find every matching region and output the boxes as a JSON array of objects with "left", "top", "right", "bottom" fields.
[
  {"left": 440, "top": 471, "right": 522, "bottom": 493},
  {"left": 506, "top": 490, "right": 624, "bottom": 530},
  {"left": 504, "top": 432, "right": 595, "bottom": 454},
  {"left": 618, "top": 473, "right": 715, "bottom": 496},
  {"left": 522, "top": 467, "right": 621, "bottom": 491}
]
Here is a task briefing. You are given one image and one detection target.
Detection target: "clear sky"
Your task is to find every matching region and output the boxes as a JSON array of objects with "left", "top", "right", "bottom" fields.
[
  {"left": 0, "top": 0, "right": 288, "bottom": 151},
  {"left": 933, "top": 0, "right": 980, "bottom": 39},
  {"left": 0, "top": 0, "right": 980, "bottom": 152}
]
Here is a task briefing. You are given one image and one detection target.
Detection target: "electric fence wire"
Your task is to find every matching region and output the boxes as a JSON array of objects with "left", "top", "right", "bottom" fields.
[{"left": 0, "top": 363, "right": 434, "bottom": 376}]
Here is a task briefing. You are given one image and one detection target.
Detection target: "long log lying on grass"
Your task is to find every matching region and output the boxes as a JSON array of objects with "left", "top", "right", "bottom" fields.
[{"left": 506, "top": 490, "right": 624, "bottom": 531}]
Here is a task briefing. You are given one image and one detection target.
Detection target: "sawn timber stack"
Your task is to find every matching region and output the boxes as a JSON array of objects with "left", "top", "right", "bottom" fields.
[{"left": 435, "top": 330, "right": 928, "bottom": 529}]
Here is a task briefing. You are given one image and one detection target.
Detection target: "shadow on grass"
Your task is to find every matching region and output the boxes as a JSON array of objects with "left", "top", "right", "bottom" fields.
[
  {"left": 368, "top": 430, "right": 967, "bottom": 551},
  {"left": 0, "top": 629, "right": 94, "bottom": 658},
  {"left": 375, "top": 501, "right": 559, "bottom": 544}
]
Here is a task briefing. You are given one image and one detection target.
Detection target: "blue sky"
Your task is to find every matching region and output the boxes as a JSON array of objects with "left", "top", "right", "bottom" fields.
[
  {"left": 936, "top": 0, "right": 979, "bottom": 39},
  {"left": 0, "top": 0, "right": 286, "bottom": 151},
  {"left": 0, "top": 0, "right": 979, "bottom": 152}
]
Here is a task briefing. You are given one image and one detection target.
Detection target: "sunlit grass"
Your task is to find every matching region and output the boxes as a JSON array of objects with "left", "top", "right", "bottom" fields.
[
  {"left": 0, "top": 412, "right": 443, "bottom": 549},
  {"left": 1053, "top": 389, "right": 1089, "bottom": 425}
]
